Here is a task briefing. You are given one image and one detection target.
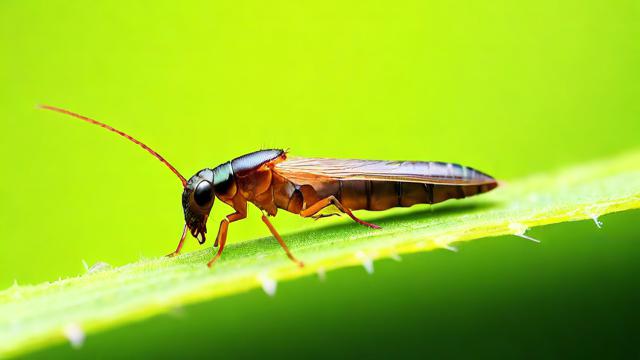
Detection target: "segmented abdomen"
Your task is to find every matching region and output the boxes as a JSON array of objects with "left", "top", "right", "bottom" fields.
[
  {"left": 337, "top": 179, "right": 496, "bottom": 210},
  {"left": 285, "top": 178, "right": 494, "bottom": 212}
]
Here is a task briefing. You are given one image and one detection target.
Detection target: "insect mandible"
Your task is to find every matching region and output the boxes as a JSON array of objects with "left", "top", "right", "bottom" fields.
[{"left": 41, "top": 105, "right": 498, "bottom": 267}]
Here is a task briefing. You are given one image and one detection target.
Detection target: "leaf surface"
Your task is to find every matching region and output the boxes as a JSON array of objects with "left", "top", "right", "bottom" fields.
[{"left": 1, "top": 151, "right": 639, "bottom": 358}]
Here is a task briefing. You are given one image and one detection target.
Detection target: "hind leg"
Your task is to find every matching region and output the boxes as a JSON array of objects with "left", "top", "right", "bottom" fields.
[
  {"left": 312, "top": 213, "right": 341, "bottom": 220},
  {"left": 300, "top": 196, "right": 381, "bottom": 229}
]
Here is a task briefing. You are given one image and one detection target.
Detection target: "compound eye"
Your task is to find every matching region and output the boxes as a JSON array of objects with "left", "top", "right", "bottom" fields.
[{"left": 194, "top": 181, "right": 214, "bottom": 207}]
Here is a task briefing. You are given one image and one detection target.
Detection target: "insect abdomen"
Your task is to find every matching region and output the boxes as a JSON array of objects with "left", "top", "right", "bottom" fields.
[{"left": 337, "top": 180, "right": 496, "bottom": 211}]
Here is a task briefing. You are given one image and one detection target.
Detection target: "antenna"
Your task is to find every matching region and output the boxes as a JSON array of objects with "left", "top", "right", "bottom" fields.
[{"left": 39, "top": 104, "right": 187, "bottom": 187}]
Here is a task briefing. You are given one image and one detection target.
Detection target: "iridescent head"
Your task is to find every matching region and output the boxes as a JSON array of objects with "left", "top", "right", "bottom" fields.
[{"left": 182, "top": 169, "right": 215, "bottom": 244}]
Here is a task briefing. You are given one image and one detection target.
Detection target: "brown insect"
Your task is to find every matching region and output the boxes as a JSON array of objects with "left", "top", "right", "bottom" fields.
[{"left": 41, "top": 105, "right": 498, "bottom": 267}]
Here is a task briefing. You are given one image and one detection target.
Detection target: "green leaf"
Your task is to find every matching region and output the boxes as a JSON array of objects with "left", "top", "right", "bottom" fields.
[{"left": 1, "top": 151, "right": 640, "bottom": 358}]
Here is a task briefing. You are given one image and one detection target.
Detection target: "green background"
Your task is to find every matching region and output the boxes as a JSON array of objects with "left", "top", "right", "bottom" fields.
[{"left": 1, "top": 0, "right": 639, "bottom": 357}]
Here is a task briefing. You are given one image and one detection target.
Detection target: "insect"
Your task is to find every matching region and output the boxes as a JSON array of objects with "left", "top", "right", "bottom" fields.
[{"left": 41, "top": 105, "right": 498, "bottom": 267}]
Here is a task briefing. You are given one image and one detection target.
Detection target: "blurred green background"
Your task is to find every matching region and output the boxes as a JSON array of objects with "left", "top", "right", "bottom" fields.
[{"left": 1, "top": 0, "right": 639, "bottom": 357}]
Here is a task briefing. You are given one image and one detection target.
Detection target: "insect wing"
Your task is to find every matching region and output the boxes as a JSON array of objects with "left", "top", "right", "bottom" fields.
[{"left": 274, "top": 157, "right": 496, "bottom": 186}]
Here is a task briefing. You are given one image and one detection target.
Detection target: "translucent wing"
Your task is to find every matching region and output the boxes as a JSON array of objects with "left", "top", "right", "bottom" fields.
[{"left": 274, "top": 157, "right": 496, "bottom": 186}]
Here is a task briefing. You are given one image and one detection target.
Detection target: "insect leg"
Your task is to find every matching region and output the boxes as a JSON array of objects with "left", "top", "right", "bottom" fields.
[
  {"left": 260, "top": 214, "right": 304, "bottom": 267},
  {"left": 166, "top": 224, "right": 188, "bottom": 257},
  {"left": 300, "top": 196, "right": 381, "bottom": 229},
  {"left": 207, "top": 212, "right": 246, "bottom": 267}
]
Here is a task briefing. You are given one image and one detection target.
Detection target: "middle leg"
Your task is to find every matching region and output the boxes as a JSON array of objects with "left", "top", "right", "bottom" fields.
[
  {"left": 260, "top": 214, "right": 304, "bottom": 267},
  {"left": 207, "top": 211, "right": 246, "bottom": 267}
]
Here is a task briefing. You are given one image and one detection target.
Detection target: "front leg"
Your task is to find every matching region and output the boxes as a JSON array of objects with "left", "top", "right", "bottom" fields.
[
  {"left": 166, "top": 224, "right": 188, "bottom": 257},
  {"left": 208, "top": 210, "right": 246, "bottom": 267}
]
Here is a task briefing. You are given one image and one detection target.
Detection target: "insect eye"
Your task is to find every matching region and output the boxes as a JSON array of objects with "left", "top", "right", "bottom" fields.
[{"left": 194, "top": 181, "right": 214, "bottom": 207}]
